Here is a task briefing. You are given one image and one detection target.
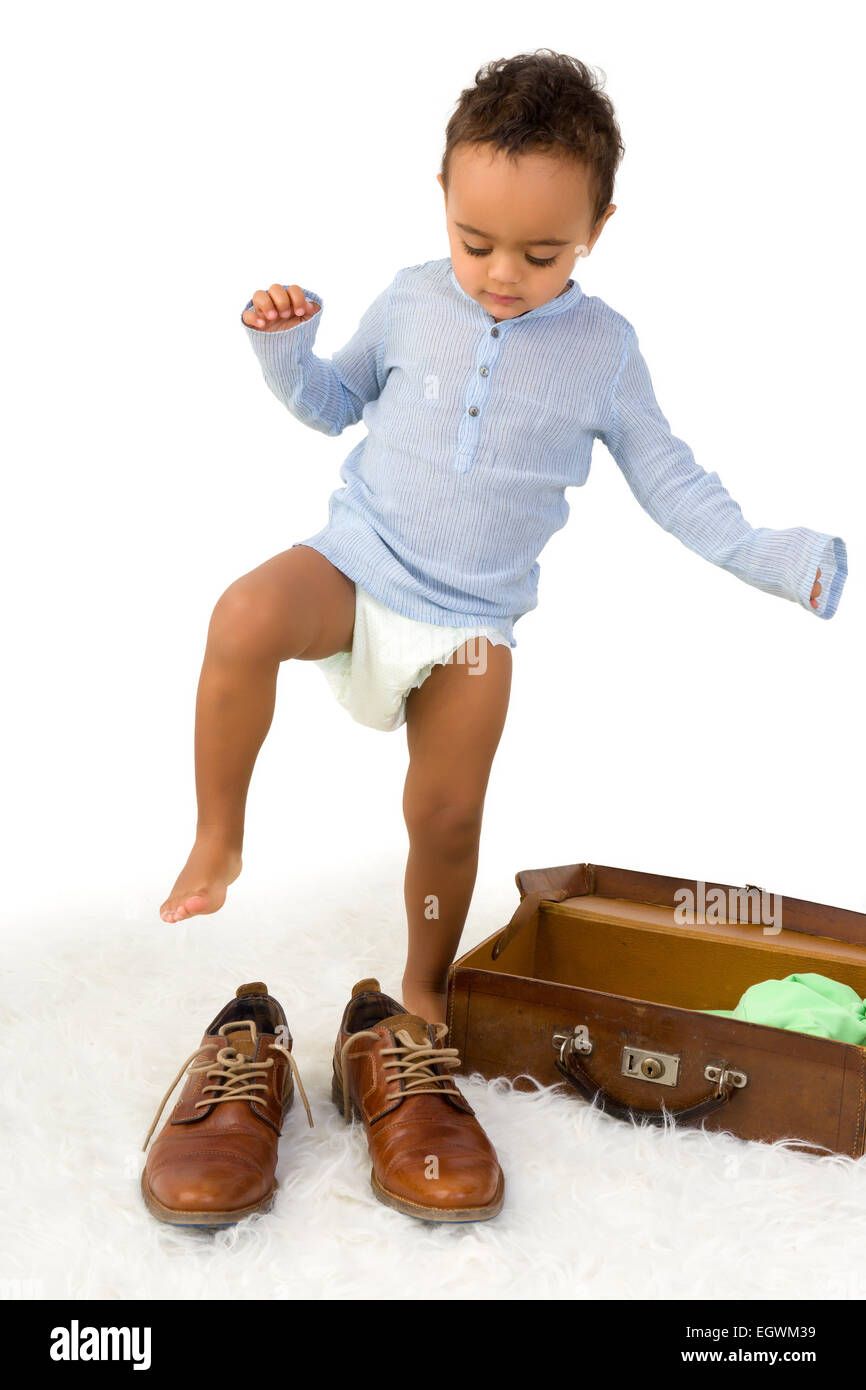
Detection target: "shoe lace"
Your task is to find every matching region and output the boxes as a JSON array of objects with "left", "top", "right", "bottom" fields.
[
  {"left": 338, "top": 1022, "right": 461, "bottom": 1123},
  {"left": 142, "top": 1019, "right": 313, "bottom": 1151}
]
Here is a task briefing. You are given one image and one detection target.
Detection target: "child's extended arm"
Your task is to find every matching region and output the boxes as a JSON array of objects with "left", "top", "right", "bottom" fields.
[
  {"left": 599, "top": 326, "right": 847, "bottom": 620},
  {"left": 239, "top": 277, "right": 394, "bottom": 437}
]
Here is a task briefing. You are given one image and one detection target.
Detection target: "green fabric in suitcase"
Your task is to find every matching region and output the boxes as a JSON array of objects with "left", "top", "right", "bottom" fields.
[{"left": 703, "top": 972, "right": 866, "bottom": 1045}]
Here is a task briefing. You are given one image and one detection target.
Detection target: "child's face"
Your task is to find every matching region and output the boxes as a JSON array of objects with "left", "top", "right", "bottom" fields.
[{"left": 438, "top": 143, "right": 614, "bottom": 321}]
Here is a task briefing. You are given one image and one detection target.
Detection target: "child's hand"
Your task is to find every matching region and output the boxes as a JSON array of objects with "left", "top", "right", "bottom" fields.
[
  {"left": 810, "top": 567, "right": 822, "bottom": 610},
  {"left": 242, "top": 283, "right": 320, "bottom": 331}
]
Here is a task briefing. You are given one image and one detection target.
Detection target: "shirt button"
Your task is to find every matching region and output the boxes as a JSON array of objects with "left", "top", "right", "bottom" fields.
[
  {"left": 468, "top": 406, "right": 479, "bottom": 416},
  {"left": 479, "top": 366, "right": 489, "bottom": 376},
  {"left": 490, "top": 327, "right": 500, "bottom": 337}
]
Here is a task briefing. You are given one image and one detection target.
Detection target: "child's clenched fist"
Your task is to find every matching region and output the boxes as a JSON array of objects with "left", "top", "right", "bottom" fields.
[{"left": 242, "top": 282, "right": 320, "bottom": 331}]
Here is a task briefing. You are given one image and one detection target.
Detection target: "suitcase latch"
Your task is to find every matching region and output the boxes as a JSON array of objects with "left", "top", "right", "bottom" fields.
[
  {"left": 552, "top": 1026, "right": 593, "bottom": 1061},
  {"left": 621, "top": 1046, "right": 681, "bottom": 1087},
  {"left": 704, "top": 1064, "right": 748, "bottom": 1091}
]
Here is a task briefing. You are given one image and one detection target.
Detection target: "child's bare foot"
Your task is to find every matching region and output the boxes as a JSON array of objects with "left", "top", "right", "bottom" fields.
[
  {"left": 401, "top": 979, "right": 448, "bottom": 1027},
  {"left": 159, "top": 834, "right": 243, "bottom": 923}
]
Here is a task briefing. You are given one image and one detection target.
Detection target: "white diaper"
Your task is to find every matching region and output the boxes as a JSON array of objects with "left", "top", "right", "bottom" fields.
[{"left": 311, "top": 584, "right": 512, "bottom": 732}]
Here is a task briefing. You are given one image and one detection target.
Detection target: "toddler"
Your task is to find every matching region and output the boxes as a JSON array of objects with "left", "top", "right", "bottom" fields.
[{"left": 160, "top": 51, "right": 846, "bottom": 1025}]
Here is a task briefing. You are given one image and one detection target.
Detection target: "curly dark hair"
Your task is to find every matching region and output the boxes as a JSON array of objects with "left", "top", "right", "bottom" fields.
[{"left": 440, "top": 50, "right": 624, "bottom": 228}]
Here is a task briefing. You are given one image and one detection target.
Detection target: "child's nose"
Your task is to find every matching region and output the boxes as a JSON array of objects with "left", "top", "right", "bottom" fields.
[{"left": 488, "top": 255, "right": 522, "bottom": 285}]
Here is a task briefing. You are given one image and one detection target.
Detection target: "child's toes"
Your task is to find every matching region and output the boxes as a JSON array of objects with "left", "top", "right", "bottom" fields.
[
  {"left": 159, "top": 882, "right": 226, "bottom": 924},
  {"left": 168, "top": 892, "right": 210, "bottom": 922},
  {"left": 183, "top": 893, "right": 209, "bottom": 914}
]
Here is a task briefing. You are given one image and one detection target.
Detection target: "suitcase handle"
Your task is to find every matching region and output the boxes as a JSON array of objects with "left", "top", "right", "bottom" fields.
[{"left": 553, "top": 1031, "right": 739, "bottom": 1127}]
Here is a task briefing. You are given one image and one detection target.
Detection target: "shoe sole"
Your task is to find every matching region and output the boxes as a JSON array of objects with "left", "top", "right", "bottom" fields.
[
  {"left": 140, "top": 1170, "right": 278, "bottom": 1228},
  {"left": 331, "top": 1070, "right": 505, "bottom": 1224}
]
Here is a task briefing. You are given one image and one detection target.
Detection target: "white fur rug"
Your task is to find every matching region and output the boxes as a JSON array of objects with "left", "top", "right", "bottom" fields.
[{"left": 4, "top": 863, "right": 866, "bottom": 1302}]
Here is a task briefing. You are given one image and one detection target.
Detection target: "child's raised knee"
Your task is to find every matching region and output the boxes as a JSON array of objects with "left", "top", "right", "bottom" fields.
[{"left": 208, "top": 580, "right": 285, "bottom": 662}]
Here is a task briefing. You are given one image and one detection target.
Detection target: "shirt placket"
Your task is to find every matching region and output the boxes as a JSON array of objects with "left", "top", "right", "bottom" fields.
[{"left": 454, "top": 322, "right": 506, "bottom": 473}]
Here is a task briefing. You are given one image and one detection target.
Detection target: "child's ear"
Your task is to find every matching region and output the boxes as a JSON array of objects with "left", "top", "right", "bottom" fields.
[
  {"left": 588, "top": 203, "right": 617, "bottom": 252},
  {"left": 436, "top": 172, "right": 445, "bottom": 197},
  {"left": 598, "top": 203, "right": 617, "bottom": 231}
]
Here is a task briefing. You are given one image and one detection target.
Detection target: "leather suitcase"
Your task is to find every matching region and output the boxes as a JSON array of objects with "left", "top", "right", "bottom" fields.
[{"left": 446, "top": 860, "right": 866, "bottom": 1156}]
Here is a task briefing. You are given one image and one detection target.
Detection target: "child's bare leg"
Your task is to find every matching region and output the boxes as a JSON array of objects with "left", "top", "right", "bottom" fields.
[
  {"left": 401, "top": 639, "right": 512, "bottom": 1022},
  {"left": 160, "top": 545, "right": 355, "bottom": 923}
]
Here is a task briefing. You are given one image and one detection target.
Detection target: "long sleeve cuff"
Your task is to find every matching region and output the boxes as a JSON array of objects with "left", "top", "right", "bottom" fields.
[
  {"left": 794, "top": 532, "right": 848, "bottom": 620},
  {"left": 728, "top": 525, "right": 850, "bottom": 619},
  {"left": 730, "top": 526, "right": 848, "bottom": 620},
  {"left": 240, "top": 284, "right": 325, "bottom": 405},
  {"left": 240, "top": 286, "right": 324, "bottom": 369}
]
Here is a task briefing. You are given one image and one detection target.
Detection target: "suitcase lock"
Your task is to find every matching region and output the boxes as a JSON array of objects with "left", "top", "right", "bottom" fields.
[
  {"left": 553, "top": 1031, "right": 748, "bottom": 1095},
  {"left": 621, "top": 1046, "right": 681, "bottom": 1087}
]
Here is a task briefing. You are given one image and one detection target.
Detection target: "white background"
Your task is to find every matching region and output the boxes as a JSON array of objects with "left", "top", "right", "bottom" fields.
[{"left": 3, "top": 0, "right": 863, "bottom": 931}]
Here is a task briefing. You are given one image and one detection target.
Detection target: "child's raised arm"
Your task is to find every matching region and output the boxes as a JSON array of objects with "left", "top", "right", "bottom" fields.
[
  {"left": 240, "top": 275, "right": 395, "bottom": 438},
  {"left": 599, "top": 325, "right": 847, "bottom": 620}
]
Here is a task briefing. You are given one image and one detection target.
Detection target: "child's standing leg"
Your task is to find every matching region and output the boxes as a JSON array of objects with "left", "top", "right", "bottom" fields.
[
  {"left": 401, "top": 639, "right": 513, "bottom": 1022},
  {"left": 159, "top": 545, "right": 356, "bottom": 922}
]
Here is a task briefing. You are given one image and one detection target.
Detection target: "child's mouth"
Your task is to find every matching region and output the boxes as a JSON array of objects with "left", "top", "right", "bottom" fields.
[{"left": 485, "top": 291, "right": 520, "bottom": 305}]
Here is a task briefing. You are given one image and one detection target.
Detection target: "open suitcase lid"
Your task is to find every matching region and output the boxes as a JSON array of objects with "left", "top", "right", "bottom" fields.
[{"left": 512, "top": 861, "right": 866, "bottom": 949}]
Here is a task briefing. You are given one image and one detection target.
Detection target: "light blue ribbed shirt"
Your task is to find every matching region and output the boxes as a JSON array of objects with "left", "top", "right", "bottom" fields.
[{"left": 241, "top": 257, "right": 847, "bottom": 645}]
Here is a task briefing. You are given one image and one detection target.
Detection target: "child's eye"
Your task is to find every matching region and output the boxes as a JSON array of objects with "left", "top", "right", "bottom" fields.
[{"left": 460, "top": 239, "right": 558, "bottom": 268}]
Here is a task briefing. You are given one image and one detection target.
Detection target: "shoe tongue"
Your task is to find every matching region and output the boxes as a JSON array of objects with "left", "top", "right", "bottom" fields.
[
  {"left": 217, "top": 1022, "right": 258, "bottom": 1058},
  {"left": 378, "top": 1013, "right": 432, "bottom": 1046}
]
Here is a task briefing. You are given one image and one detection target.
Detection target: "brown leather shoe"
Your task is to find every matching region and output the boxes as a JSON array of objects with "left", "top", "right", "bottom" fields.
[
  {"left": 332, "top": 979, "right": 504, "bottom": 1222},
  {"left": 141, "top": 982, "right": 312, "bottom": 1226}
]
